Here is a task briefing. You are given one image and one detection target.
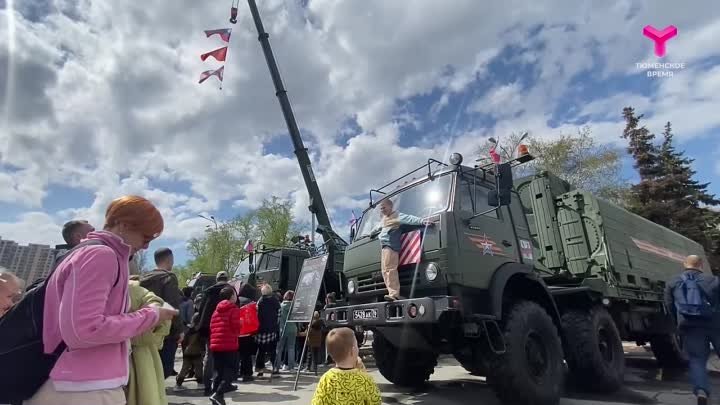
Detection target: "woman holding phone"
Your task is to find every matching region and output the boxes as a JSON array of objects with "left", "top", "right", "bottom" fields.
[{"left": 24, "top": 196, "right": 178, "bottom": 405}]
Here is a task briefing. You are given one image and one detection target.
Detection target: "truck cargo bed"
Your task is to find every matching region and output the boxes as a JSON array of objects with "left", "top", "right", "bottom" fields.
[{"left": 517, "top": 172, "right": 708, "bottom": 300}]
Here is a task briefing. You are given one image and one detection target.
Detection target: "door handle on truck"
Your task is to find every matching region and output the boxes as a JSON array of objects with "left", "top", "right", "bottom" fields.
[{"left": 502, "top": 240, "right": 512, "bottom": 247}]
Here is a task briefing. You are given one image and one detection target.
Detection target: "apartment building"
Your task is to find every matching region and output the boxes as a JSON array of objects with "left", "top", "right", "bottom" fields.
[{"left": 0, "top": 237, "right": 57, "bottom": 285}]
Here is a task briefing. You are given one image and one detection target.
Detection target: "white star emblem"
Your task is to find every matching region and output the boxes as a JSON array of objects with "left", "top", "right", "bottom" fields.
[{"left": 480, "top": 234, "right": 494, "bottom": 256}]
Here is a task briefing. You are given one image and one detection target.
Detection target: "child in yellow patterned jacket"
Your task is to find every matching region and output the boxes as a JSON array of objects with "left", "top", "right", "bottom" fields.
[{"left": 311, "top": 327, "right": 381, "bottom": 405}]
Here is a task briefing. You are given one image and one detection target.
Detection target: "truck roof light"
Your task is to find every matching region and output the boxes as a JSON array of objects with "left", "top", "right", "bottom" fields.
[
  {"left": 518, "top": 144, "right": 529, "bottom": 156},
  {"left": 449, "top": 153, "right": 463, "bottom": 166}
]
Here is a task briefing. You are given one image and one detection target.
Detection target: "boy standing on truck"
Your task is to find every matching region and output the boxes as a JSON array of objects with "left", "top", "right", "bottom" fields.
[
  {"left": 664, "top": 255, "right": 720, "bottom": 405},
  {"left": 311, "top": 327, "right": 381, "bottom": 405},
  {"left": 371, "top": 199, "right": 432, "bottom": 301}
]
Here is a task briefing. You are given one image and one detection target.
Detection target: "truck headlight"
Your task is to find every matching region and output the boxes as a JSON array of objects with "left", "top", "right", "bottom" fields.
[
  {"left": 347, "top": 279, "right": 356, "bottom": 294},
  {"left": 425, "top": 263, "right": 439, "bottom": 281}
]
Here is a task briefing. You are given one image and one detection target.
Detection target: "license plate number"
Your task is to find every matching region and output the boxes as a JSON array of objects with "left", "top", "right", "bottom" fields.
[{"left": 353, "top": 308, "right": 378, "bottom": 320}]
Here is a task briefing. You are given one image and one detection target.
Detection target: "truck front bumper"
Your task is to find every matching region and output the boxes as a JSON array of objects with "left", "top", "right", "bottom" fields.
[{"left": 323, "top": 296, "right": 459, "bottom": 328}]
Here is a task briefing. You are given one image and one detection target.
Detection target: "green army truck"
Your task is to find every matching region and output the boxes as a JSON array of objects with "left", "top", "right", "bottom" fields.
[
  {"left": 233, "top": 244, "right": 346, "bottom": 304},
  {"left": 323, "top": 151, "right": 710, "bottom": 405}
]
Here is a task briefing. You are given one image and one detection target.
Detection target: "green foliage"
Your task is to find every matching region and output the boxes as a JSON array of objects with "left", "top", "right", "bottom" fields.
[
  {"left": 255, "top": 196, "right": 298, "bottom": 247},
  {"left": 477, "top": 127, "right": 629, "bottom": 206},
  {"left": 181, "top": 197, "right": 299, "bottom": 282}
]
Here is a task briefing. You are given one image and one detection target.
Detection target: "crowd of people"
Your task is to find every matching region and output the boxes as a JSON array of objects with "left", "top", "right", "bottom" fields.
[
  {"left": 0, "top": 195, "right": 381, "bottom": 405},
  {"left": 3, "top": 194, "right": 717, "bottom": 405}
]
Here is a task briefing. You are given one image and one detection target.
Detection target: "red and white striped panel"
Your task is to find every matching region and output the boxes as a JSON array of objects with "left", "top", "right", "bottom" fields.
[{"left": 399, "top": 230, "right": 423, "bottom": 266}]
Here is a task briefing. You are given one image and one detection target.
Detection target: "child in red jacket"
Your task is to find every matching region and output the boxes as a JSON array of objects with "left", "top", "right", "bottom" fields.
[{"left": 209, "top": 286, "right": 243, "bottom": 405}]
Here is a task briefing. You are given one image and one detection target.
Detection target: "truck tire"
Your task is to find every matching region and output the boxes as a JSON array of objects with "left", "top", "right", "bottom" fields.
[
  {"left": 372, "top": 332, "right": 437, "bottom": 387},
  {"left": 561, "top": 307, "right": 624, "bottom": 392},
  {"left": 650, "top": 333, "right": 688, "bottom": 368},
  {"left": 487, "top": 301, "right": 564, "bottom": 405}
]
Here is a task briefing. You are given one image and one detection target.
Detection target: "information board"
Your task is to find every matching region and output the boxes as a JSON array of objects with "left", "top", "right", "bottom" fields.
[{"left": 287, "top": 254, "right": 328, "bottom": 323}]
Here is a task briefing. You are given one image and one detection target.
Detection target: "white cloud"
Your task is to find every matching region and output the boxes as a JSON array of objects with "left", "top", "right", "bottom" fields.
[
  {"left": 469, "top": 82, "right": 525, "bottom": 118},
  {"left": 0, "top": 212, "right": 63, "bottom": 247},
  {"left": 1, "top": 0, "right": 719, "bottom": 250}
]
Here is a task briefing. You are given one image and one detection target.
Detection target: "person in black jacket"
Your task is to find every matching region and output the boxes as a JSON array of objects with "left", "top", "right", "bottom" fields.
[
  {"left": 139, "top": 247, "right": 184, "bottom": 379},
  {"left": 236, "top": 283, "right": 259, "bottom": 382},
  {"left": 197, "top": 271, "right": 231, "bottom": 395},
  {"left": 254, "top": 284, "right": 281, "bottom": 376}
]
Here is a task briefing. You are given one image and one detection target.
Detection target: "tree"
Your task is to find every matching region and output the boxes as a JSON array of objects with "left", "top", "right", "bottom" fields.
[
  {"left": 621, "top": 109, "right": 720, "bottom": 272},
  {"left": 184, "top": 196, "right": 299, "bottom": 279},
  {"left": 621, "top": 107, "right": 666, "bottom": 221},
  {"left": 128, "top": 250, "right": 149, "bottom": 275},
  {"left": 476, "top": 127, "right": 629, "bottom": 206},
  {"left": 136, "top": 249, "right": 150, "bottom": 272},
  {"left": 255, "top": 196, "right": 298, "bottom": 247}
]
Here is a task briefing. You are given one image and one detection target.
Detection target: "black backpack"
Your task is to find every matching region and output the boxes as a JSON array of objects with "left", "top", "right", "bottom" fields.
[
  {"left": 197, "top": 282, "right": 226, "bottom": 337},
  {"left": 0, "top": 239, "right": 118, "bottom": 402}
]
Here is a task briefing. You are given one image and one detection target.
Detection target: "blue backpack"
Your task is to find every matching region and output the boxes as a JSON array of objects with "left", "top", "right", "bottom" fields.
[{"left": 675, "top": 272, "right": 714, "bottom": 319}]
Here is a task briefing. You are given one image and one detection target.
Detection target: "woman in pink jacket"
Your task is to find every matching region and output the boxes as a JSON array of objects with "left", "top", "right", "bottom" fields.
[{"left": 24, "top": 195, "right": 178, "bottom": 405}]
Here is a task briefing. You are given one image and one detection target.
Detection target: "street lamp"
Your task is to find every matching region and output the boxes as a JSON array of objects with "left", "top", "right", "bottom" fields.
[
  {"left": 198, "top": 214, "right": 219, "bottom": 274},
  {"left": 197, "top": 214, "right": 218, "bottom": 230}
]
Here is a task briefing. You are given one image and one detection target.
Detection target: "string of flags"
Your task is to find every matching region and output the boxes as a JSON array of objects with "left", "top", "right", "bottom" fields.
[{"left": 199, "top": 28, "right": 232, "bottom": 89}]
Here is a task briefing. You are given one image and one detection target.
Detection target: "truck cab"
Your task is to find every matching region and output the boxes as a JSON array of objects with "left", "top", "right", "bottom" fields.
[{"left": 235, "top": 245, "right": 345, "bottom": 305}]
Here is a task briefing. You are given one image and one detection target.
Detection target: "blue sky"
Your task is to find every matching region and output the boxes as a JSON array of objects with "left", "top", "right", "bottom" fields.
[{"left": 1, "top": 0, "right": 719, "bottom": 268}]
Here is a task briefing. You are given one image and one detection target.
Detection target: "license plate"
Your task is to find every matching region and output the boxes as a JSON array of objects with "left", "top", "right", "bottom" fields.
[{"left": 353, "top": 308, "right": 378, "bottom": 320}]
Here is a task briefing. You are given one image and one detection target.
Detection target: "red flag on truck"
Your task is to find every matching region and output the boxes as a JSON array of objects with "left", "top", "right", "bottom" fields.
[{"left": 399, "top": 230, "right": 422, "bottom": 266}]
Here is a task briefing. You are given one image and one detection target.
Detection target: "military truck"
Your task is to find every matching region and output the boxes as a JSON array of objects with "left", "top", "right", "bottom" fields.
[
  {"left": 234, "top": 244, "right": 342, "bottom": 299},
  {"left": 324, "top": 151, "right": 709, "bottom": 405}
]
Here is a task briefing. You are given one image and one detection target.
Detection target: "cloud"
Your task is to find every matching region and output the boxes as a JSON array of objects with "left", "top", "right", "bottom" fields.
[
  {"left": 0, "top": 212, "right": 63, "bottom": 247},
  {"left": 1, "top": 0, "right": 719, "bottom": 250}
]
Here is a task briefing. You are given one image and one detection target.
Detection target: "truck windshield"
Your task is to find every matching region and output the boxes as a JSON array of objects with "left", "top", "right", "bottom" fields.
[
  {"left": 356, "top": 174, "right": 452, "bottom": 239},
  {"left": 256, "top": 251, "right": 281, "bottom": 272},
  {"left": 233, "top": 257, "right": 251, "bottom": 278}
]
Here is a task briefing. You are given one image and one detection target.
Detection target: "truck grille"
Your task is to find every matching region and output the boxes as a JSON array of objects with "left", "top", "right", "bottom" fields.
[{"left": 356, "top": 266, "right": 420, "bottom": 293}]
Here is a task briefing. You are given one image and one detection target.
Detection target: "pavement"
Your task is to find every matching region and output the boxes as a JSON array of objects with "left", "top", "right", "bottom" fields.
[{"left": 166, "top": 343, "right": 720, "bottom": 405}]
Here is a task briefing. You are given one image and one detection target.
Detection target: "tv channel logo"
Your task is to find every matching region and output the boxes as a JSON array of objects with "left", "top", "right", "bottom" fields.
[{"left": 642, "top": 25, "right": 677, "bottom": 58}]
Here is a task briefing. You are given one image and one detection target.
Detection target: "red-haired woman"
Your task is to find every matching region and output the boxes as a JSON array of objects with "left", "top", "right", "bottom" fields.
[{"left": 25, "top": 196, "right": 178, "bottom": 405}]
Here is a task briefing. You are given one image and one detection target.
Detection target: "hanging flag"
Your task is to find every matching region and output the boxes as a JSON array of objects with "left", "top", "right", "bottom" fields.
[
  {"left": 201, "top": 46, "right": 228, "bottom": 62},
  {"left": 244, "top": 239, "right": 254, "bottom": 253},
  {"left": 204, "top": 28, "right": 232, "bottom": 42},
  {"left": 399, "top": 230, "right": 423, "bottom": 266},
  {"left": 199, "top": 66, "right": 225, "bottom": 84},
  {"left": 489, "top": 146, "right": 501, "bottom": 164},
  {"left": 349, "top": 211, "right": 358, "bottom": 226}
]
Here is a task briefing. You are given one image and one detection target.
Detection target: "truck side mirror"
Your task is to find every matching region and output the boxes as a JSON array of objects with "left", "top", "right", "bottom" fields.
[{"left": 350, "top": 227, "right": 356, "bottom": 241}]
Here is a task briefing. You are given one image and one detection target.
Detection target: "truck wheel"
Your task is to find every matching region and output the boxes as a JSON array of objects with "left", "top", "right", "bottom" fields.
[
  {"left": 488, "top": 301, "right": 564, "bottom": 405},
  {"left": 561, "top": 307, "right": 624, "bottom": 392},
  {"left": 650, "top": 333, "right": 688, "bottom": 368},
  {"left": 372, "top": 332, "right": 437, "bottom": 387}
]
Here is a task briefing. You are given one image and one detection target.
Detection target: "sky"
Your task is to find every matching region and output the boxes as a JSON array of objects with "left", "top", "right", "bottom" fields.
[{"left": 1, "top": 0, "right": 719, "bottom": 266}]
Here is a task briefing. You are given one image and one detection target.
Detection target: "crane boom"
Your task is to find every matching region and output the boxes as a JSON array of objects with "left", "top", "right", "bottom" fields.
[{"left": 247, "top": 0, "right": 346, "bottom": 250}]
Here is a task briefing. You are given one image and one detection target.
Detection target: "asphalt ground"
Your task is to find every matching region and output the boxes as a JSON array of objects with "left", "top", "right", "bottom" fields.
[{"left": 165, "top": 343, "right": 720, "bottom": 405}]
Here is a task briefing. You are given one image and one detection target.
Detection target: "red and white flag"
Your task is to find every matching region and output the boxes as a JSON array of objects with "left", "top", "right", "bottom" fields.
[
  {"left": 399, "top": 230, "right": 423, "bottom": 266},
  {"left": 244, "top": 239, "right": 254, "bottom": 253},
  {"left": 489, "top": 146, "right": 501, "bottom": 164},
  {"left": 204, "top": 28, "right": 232, "bottom": 42},
  {"left": 199, "top": 66, "right": 225, "bottom": 84},
  {"left": 201, "top": 46, "right": 228, "bottom": 62}
]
